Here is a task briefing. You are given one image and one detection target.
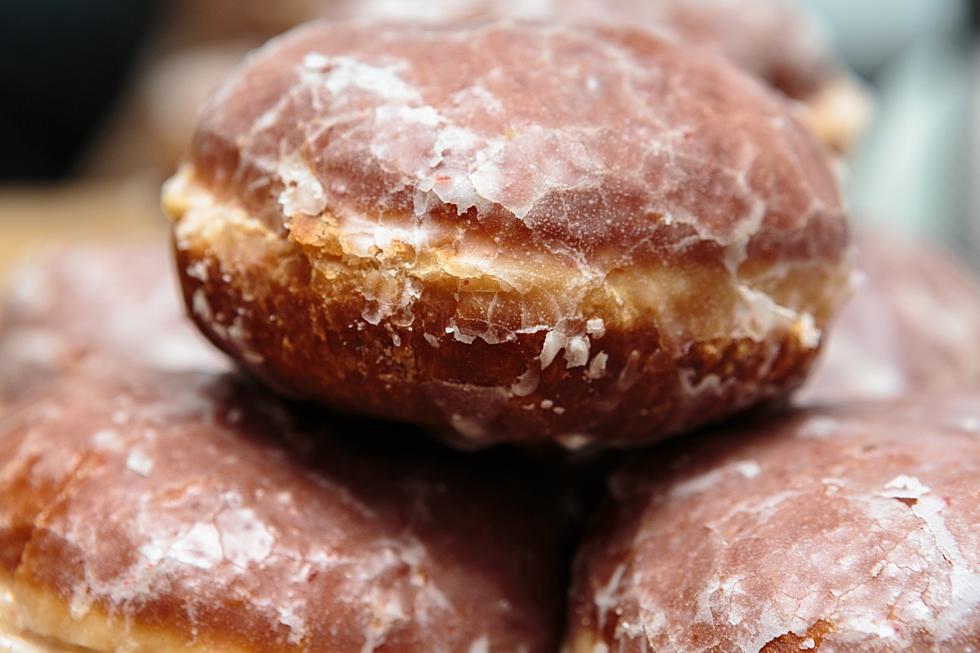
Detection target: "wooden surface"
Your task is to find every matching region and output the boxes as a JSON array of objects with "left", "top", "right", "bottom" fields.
[{"left": 0, "top": 177, "right": 168, "bottom": 283}]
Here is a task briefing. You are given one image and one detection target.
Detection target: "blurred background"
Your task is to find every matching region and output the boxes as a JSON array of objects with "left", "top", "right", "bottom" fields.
[{"left": 0, "top": 0, "right": 976, "bottom": 274}]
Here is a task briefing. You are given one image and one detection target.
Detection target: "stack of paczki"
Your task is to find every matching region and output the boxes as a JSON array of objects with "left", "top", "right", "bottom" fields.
[{"left": 2, "top": 3, "right": 979, "bottom": 652}]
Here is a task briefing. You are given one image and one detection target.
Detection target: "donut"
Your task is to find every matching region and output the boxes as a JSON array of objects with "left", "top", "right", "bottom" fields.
[
  {"left": 567, "top": 395, "right": 980, "bottom": 652},
  {"left": 798, "top": 232, "right": 980, "bottom": 404},
  {"left": 0, "top": 244, "right": 226, "bottom": 405},
  {"left": 0, "top": 368, "right": 568, "bottom": 652},
  {"left": 163, "top": 20, "right": 852, "bottom": 449}
]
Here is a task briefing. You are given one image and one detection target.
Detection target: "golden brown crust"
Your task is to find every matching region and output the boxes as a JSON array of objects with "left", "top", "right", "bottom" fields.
[
  {"left": 800, "top": 73, "right": 872, "bottom": 156},
  {"left": 166, "top": 20, "right": 852, "bottom": 448},
  {"left": 567, "top": 396, "right": 980, "bottom": 651},
  {"left": 176, "top": 242, "right": 823, "bottom": 448},
  {"left": 0, "top": 368, "right": 568, "bottom": 652},
  {"left": 759, "top": 620, "right": 835, "bottom": 652},
  {"left": 0, "top": 613, "right": 100, "bottom": 653}
]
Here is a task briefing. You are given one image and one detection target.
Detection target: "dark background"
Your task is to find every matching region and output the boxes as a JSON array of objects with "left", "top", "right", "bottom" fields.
[{"left": 0, "top": 1, "right": 162, "bottom": 179}]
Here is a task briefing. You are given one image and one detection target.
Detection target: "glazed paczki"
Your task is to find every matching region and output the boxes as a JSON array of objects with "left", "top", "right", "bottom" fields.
[
  {"left": 164, "top": 20, "right": 852, "bottom": 449},
  {"left": 0, "top": 368, "right": 567, "bottom": 652},
  {"left": 0, "top": 244, "right": 226, "bottom": 405},
  {"left": 799, "top": 232, "right": 980, "bottom": 404},
  {"left": 568, "top": 395, "right": 980, "bottom": 651}
]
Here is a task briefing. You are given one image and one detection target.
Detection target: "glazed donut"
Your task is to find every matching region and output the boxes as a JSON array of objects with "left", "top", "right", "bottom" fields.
[
  {"left": 0, "top": 243, "right": 226, "bottom": 405},
  {"left": 567, "top": 395, "right": 980, "bottom": 652},
  {"left": 164, "top": 20, "right": 852, "bottom": 449},
  {"left": 798, "top": 232, "right": 980, "bottom": 404},
  {"left": 0, "top": 368, "right": 567, "bottom": 652}
]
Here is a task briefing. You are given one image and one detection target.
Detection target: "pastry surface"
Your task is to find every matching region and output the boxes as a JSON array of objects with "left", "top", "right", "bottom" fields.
[
  {"left": 320, "top": 0, "right": 870, "bottom": 152},
  {"left": 0, "top": 369, "right": 567, "bottom": 652},
  {"left": 799, "top": 233, "right": 980, "bottom": 404},
  {"left": 165, "top": 20, "right": 852, "bottom": 448},
  {"left": 568, "top": 395, "right": 980, "bottom": 651},
  {"left": 0, "top": 244, "right": 226, "bottom": 405},
  {"left": 317, "top": 0, "right": 849, "bottom": 103}
]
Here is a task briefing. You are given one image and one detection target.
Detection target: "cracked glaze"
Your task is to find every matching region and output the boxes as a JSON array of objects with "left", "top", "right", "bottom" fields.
[
  {"left": 164, "top": 20, "right": 851, "bottom": 448},
  {"left": 314, "top": 0, "right": 870, "bottom": 154},
  {"left": 799, "top": 232, "right": 980, "bottom": 404},
  {"left": 0, "top": 369, "right": 566, "bottom": 653},
  {"left": 0, "top": 244, "right": 227, "bottom": 406},
  {"left": 567, "top": 396, "right": 980, "bottom": 652},
  {"left": 320, "top": 0, "right": 837, "bottom": 101}
]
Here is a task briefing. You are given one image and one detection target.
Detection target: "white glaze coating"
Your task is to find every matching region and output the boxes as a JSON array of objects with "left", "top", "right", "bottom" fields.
[
  {"left": 570, "top": 396, "right": 980, "bottom": 651},
  {"left": 0, "top": 370, "right": 566, "bottom": 652}
]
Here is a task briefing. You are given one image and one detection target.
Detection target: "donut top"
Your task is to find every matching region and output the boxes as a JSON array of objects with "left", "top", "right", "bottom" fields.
[
  {"left": 574, "top": 396, "right": 980, "bottom": 650},
  {"left": 178, "top": 20, "right": 846, "bottom": 275},
  {"left": 0, "top": 370, "right": 566, "bottom": 652}
]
